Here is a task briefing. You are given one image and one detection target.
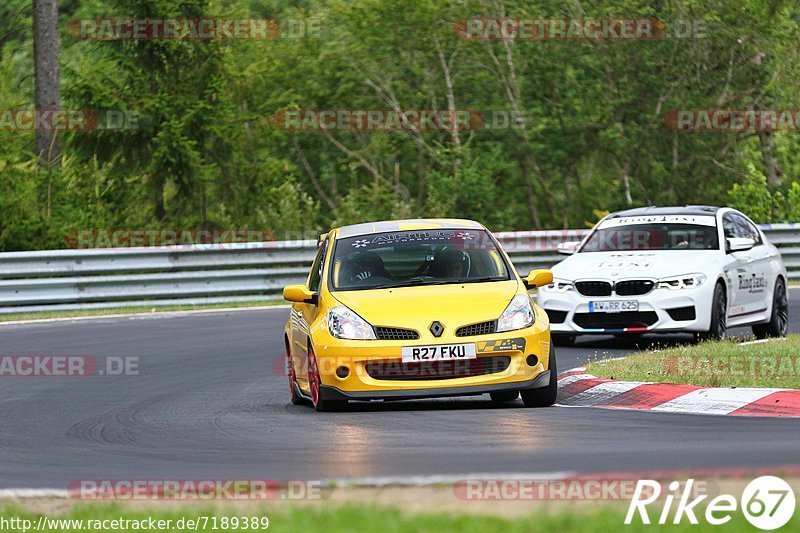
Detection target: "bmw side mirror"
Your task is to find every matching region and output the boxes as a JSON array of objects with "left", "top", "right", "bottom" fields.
[
  {"left": 283, "top": 285, "right": 318, "bottom": 305},
  {"left": 557, "top": 242, "right": 579, "bottom": 255},
  {"left": 726, "top": 237, "right": 755, "bottom": 253}
]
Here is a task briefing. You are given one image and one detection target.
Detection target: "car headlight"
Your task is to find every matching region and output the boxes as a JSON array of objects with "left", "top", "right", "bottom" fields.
[
  {"left": 656, "top": 273, "right": 707, "bottom": 290},
  {"left": 496, "top": 294, "right": 536, "bottom": 332},
  {"left": 542, "top": 278, "right": 574, "bottom": 293},
  {"left": 327, "top": 306, "right": 376, "bottom": 340}
]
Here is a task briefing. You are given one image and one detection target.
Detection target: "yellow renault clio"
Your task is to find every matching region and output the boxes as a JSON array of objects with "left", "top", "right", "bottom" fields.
[{"left": 282, "top": 219, "right": 555, "bottom": 411}]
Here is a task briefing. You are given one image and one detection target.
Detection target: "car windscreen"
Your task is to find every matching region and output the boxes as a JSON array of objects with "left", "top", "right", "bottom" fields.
[
  {"left": 331, "top": 229, "right": 511, "bottom": 291},
  {"left": 580, "top": 222, "right": 719, "bottom": 252}
]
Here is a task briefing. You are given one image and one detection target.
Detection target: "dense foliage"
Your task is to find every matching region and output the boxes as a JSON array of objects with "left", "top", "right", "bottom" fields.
[{"left": 1, "top": 0, "right": 799, "bottom": 250}]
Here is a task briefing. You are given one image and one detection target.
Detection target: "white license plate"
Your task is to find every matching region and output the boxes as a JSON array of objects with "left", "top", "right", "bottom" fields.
[
  {"left": 401, "top": 344, "right": 477, "bottom": 363},
  {"left": 589, "top": 300, "right": 639, "bottom": 313}
]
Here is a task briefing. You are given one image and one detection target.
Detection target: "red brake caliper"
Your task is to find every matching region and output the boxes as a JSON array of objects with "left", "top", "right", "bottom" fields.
[{"left": 308, "top": 347, "right": 320, "bottom": 406}]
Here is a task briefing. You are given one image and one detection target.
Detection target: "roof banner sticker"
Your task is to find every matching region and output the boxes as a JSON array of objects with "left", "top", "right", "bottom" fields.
[
  {"left": 347, "top": 231, "right": 478, "bottom": 248},
  {"left": 598, "top": 215, "right": 717, "bottom": 230}
]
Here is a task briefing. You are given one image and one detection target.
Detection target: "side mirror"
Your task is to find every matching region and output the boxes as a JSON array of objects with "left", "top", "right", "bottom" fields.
[
  {"left": 523, "top": 269, "right": 554, "bottom": 289},
  {"left": 727, "top": 237, "right": 756, "bottom": 253},
  {"left": 557, "top": 242, "right": 580, "bottom": 255},
  {"left": 283, "top": 285, "right": 318, "bottom": 305}
]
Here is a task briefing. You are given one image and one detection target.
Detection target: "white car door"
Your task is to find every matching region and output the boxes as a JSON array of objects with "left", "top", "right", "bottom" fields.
[
  {"left": 733, "top": 214, "right": 774, "bottom": 318},
  {"left": 721, "top": 213, "right": 762, "bottom": 321}
]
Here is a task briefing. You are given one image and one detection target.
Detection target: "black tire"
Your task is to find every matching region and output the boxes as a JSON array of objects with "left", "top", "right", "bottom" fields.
[
  {"left": 308, "top": 344, "right": 347, "bottom": 412},
  {"left": 290, "top": 382, "right": 304, "bottom": 405},
  {"left": 314, "top": 397, "right": 347, "bottom": 412},
  {"left": 753, "top": 277, "right": 789, "bottom": 339},
  {"left": 552, "top": 334, "right": 576, "bottom": 347},
  {"left": 696, "top": 282, "right": 727, "bottom": 342},
  {"left": 490, "top": 391, "right": 519, "bottom": 402},
  {"left": 520, "top": 347, "right": 557, "bottom": 407},
  {"left": 285, "top": 339, "right": 304, "bottom": 405}
]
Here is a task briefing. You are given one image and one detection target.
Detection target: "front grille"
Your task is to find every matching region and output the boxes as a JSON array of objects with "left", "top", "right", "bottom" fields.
[
  {"left": 364, "top": 356, "right": 511, "bottom": 381},
  {"left": 615, "top": 280, "right": 655, "bottom": 296},
  {"left": 573, "top": 311, "right": 658, "bottom": 330},
  {"left": 545, "top": 309, "right": 568, "bottom": 324},
  {"left": 374, "top": 327, "right": 420, "bottom": 340},
  {"left": 667, "top": 306, "right": 696, "bottom": 321},
  {"left": 575, "top": 281, "right": 612, "bottom": 296},
  {"left": 455, "top": 320, "right": 497, "bottom": 337}
]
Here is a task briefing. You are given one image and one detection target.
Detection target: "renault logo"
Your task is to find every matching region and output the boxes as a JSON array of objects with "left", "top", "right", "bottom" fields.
[{"left": 429, "top": 321, "right": 444, "bottom": 338}]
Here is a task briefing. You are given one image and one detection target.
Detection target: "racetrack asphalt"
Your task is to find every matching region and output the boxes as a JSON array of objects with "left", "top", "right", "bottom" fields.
[{"left": 0, "top": 296, "right": 798, "bottom": 489}]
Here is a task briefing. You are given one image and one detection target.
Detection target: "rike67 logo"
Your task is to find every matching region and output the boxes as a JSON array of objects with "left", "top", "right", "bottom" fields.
[{"left": 626, "top": 476, "right": 795, "bottom": 530}]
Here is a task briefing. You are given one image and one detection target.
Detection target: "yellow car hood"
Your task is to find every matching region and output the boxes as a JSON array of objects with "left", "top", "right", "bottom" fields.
[{"left": 331, "top": 280, "right": 521, "bottom": 331}]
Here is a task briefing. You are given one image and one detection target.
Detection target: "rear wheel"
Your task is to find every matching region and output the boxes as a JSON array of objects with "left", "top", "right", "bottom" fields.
[
  {"left": 288, "top": 355, "right": 303, "bottom": 405},
  {"left": 520, "top": 347, "right": 557, "bottom": 407},
  {"left": 489, "top": 391, "right": 519, "bottom": 402},
  {"left": 307, "top": 345, "right": 346, "bottom": 412},
  {"left": 696, "top": 282, "right": 727, "bottom": 342},
  {"left": 753, "top": 278, "right": 789, "bottom": 339},
  {"left": 286, "top": 338, "right": 303, "bottom": 405}
]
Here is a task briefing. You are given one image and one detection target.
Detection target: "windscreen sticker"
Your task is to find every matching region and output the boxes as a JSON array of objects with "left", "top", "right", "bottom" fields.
[
  {"left": 344, "top": 231, "right": 480, "bottom": 248},
  {"left": 598, "top": 215, "right": 717, "bottom": 229}
]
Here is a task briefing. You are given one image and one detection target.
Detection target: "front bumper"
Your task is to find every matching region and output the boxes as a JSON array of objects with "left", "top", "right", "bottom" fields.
[
  {"left": 310, "top": 320, "right": 551, "bottom": 398},
  {"left": 537, "top": 283, "right": 715, "bottom": 335},
  {"left": 320, "top": 371, "right": 551, "bottom": 401}
]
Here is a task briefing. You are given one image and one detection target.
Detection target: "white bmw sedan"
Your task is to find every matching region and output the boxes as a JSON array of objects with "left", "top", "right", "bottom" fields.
[{"left": 537, "top": 206, "right": 789, "bottom": 343}]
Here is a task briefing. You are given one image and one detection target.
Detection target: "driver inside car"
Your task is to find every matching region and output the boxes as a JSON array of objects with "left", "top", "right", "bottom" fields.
[
  {"left": 347, "top": 251, "right": 392, "bottom": 282},
  {"left": 430, "top": 248, "right": 468, "bottom": 279}
]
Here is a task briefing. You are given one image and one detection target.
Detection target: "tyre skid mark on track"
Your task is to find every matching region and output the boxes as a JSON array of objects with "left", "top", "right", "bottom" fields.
[{"left": 556, "top": 367, "right": 800, "bottom": 417}]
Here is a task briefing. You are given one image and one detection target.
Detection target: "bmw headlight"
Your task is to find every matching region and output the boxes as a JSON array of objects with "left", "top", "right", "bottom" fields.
[
  {"left": 657, "top": 273, "right": 707, "bottom": 290},
  {"left": 542, "top": 278, "right": 574, "bottom": 293},
  {"left": 496, "top": 295, "right": 536, "bottom": 332},
  {"left": 327, "top": 306, "right": 376, "bottom": 340}
]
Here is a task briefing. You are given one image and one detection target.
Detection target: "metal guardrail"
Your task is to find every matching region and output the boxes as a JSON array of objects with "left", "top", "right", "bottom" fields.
[{"left": 0, "top": 225, "right": 797, "bottom": 313}]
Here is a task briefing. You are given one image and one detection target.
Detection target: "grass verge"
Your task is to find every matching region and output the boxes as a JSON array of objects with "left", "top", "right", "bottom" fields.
[
  {"left": 3, "top": 502, "right": 797, "bottom": 533},
  {"left": 587, "top": 334, "right": 800, "bottom": 388},
  {"left": 0, "top": 299, "right": 286, "bottom": 323}
]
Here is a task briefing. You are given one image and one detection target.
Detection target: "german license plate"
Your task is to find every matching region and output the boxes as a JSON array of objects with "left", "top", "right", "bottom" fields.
[
  {"left": 401, "top": 344, "right": 477, "bottom": 363},
  {"left": 589, "top": 300, "right": 639, "bottom": 313}
]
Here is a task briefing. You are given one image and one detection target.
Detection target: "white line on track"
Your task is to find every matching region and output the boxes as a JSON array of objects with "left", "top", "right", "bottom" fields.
[
  {"left": 0, "top": 305, "right": 291, "bottom": 327},
  {"left": 324, "top": 472, "right": 576, "bottom": 487},
  {"left": 0, "top": 473, "right": 578, "bottom": 497},
  {"left": 739, "top": 337, "right": 787, "bottom": 346},
  {"left": 0, "top": 489, "right": 69, "bottom": 498}
]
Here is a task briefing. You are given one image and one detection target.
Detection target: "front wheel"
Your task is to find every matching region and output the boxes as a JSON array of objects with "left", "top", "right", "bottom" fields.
[
  {"left": 520, "top": 346, "right": 557, "bottom": 407},
  {"left": 490, "top": 391, "right": 519, "bottom": 402},
  {"left": 696, "top": 282, "right": 727, "bottom": 342},
  {"left": 307, "top": 345, "right": 347, "bottom": 412},
  {"left": 753, "top": 277, "right": 789, "bottom": 339}
]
